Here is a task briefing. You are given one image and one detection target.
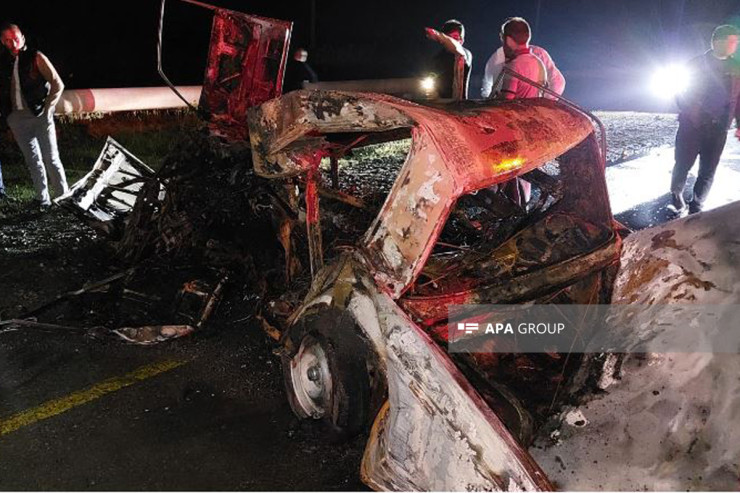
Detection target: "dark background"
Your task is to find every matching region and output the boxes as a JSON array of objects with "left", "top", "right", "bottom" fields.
[{"left": 2, "top": 0, "right": 739, "bottom": 111}]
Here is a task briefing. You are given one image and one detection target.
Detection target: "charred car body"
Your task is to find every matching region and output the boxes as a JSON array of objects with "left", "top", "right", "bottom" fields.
[{"left": 54, "top": 1, "right": 740, "bottom": 490}]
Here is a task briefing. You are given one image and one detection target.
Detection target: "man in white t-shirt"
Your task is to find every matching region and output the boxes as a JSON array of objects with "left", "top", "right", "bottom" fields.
[{"left": 481, "top": 18, "right": 565, "bottom": 99}]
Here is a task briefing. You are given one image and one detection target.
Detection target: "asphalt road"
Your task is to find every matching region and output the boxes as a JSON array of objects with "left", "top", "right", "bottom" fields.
[
  {"left": 608, "top": 129, "right": 740, "bottom": 230},
  {"left": 0, "top": 314, "right": 366, "bottom": 490},
  {"left": 1, "top": 129, "right": 739, "bottom": 491}
]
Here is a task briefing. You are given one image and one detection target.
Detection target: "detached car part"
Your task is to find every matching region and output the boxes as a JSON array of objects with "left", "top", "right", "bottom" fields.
[{"left": 55, "top": 137, "right": 158, "bottom": 236}]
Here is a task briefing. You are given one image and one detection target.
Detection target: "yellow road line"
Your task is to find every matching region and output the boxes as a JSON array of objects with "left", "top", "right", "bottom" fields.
[{"left": 0, "top": 359, "right": 187, "bottom": 437}]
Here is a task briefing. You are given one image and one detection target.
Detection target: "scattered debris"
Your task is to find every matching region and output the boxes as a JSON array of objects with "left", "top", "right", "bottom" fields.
[
  {"left": 20, "top": 269, "right": 132, "bottom": 319},
  {"left": 174, "top": 273, "right": 229, "bottom": 329},
  {"left": 0, "top": 318, "right": 92, "bottom": 333},
  {"left": 113, "top": 324, "right": 195, "bottom": 345},
  {"left": 55, "top": 137, "right": 159, "bottom": 236}
]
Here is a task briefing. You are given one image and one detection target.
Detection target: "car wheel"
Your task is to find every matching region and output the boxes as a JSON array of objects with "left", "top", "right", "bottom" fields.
[{"left": 282, "top": 310, "right": 378, "bottom": 440}]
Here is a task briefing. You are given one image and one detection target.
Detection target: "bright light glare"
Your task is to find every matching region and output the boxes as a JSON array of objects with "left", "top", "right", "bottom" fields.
[
  {"left": 420, "top": 76, "right": 436, "bottom": 93},
  {"left": 650, "top": 64, "right": 690, "bottom": 99}
]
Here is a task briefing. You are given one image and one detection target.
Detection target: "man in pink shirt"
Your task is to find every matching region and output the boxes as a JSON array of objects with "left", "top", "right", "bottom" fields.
[
  {"left": 497, "top": 17, "right": 547, "bottom": 100},
  {"left": 491, "top": 18, "right": 549, "bottom": 205},
  {"left": 481, "top": 44, "right": 565, "bottom": 99}
]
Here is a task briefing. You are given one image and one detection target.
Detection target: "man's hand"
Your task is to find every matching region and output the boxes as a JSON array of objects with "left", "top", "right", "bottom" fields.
[
  {"left": 424, "top": 27, "right": 440, "bottom": 41},
  {"left": 736, "top": 128, "right": 740, "bottom": 140},
  {"left": 424, "top": 27, "right": 466, "bottom": 58}
]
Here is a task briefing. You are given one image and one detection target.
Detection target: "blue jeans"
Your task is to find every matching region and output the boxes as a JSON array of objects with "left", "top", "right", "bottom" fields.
[{"left": 7, "top": 109, "right": 68, "bottom": 205}]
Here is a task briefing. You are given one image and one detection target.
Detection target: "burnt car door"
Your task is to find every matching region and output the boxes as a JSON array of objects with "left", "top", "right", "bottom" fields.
[{"left": 198, "top": 5, "right": 292, "bottom": 127}]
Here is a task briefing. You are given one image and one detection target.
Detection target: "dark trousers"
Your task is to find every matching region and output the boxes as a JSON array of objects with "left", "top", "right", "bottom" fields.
[{"left": 670, "top": 120, "right": 728, "bottom": 206}]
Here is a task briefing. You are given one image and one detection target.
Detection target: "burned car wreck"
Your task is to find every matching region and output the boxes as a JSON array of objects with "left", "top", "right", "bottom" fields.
[
  {"left": 240, "top": 86, "right": 614, "bottom": 489},
  {"left": 34, "top": 2, "right": 740, "bottom": 490},
  {"left": 244, "top": 90, "right": 740, "bottom": 491},
  {"left": 247, "top": 89, "right": 605, "bottom": 490}
]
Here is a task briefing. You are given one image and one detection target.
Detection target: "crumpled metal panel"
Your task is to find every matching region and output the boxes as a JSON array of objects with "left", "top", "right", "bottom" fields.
[
  {"left": 529, "top": 201, "right": 740, "bottom": 490},
  {"left": 612, "top": 201, "right": 740, "bottom": 305},
  {"left": 55, "top": 137, "right": 157, "bottom": 235},
  {"left": 247, "top": 90, "right": 415, "bottom": 177},
  {"left": 532, "top": 349, "right": 740, "bottom": 491},
  {"left": 399, "top": 231, "right": 621, "bottom": 325},
  {"left": 397, "top": 132, "right": 618, "bottom": 324},
  {"left": 363, "top": 101, "right": 594, "bottom": 298},
  {"left": 248, "top": 91, "right": 594, "bottom": 297},
  {"left": 199, "top": 8, "right": 291, "bottom": 129},
  {"left": 294, "top": 253, "right": 553, "bottom": 491}
]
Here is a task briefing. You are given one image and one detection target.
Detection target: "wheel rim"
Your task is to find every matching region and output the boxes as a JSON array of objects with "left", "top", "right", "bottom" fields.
[{"left": 290, "top": 335, "right": 333, "bottom": 419}]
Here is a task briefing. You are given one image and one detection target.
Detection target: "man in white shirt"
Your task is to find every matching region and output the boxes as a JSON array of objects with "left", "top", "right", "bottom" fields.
[
  {"left": 0, "top": 23, "right": 67, "bottom": 209},
  {"left": 481, "top": 20, "right": 565, "bottom": 99}
]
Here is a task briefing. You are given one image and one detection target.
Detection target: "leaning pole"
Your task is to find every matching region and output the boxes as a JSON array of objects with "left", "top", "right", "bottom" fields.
[{"left": 54, "top": 86, "right": 202, "bottom": 114}]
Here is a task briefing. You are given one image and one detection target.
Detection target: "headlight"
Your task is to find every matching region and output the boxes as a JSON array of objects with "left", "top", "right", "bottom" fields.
[
  {"left": 650, "top": 64, "right": 690, "bottom": 99},
  {"left": 420, "top": 76, "right": 436, "bottom": 94}
]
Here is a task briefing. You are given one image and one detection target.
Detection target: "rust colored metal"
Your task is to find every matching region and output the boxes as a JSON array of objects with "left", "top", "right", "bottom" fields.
[
  {"left": 175, "top": 274, "right": 229, "bottom": 328},
  {"left": 248, "top": 91, "right": 595, "bottom": 297},
  {"left": 199, "top": 5, "right": 292, "bottom": 132},
  {"left": 247, "top": 88, "right": 614, "bottom": 490},
  {"left": 247, "top": 91, "right": 415, "bottom": 178},
  {"left": 362, "top": 101, "right": 595, "bottom": 298},
  {"left": 289, "top": 256, "right": 556, "bottom": 491},
  {"left": 305, "top": 167, "right": 324, "bottom": 277}
]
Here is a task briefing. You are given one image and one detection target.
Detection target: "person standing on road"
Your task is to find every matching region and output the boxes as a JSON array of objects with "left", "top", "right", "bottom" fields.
[
  {"left": 424, "top": 19, "right": 473, "bottom": 100},
  {"left": 0, "top": 23, "right": 68, "bottom": 209},
  {"left": 669, "top": 24, "right": 740, "bottom": 215}
]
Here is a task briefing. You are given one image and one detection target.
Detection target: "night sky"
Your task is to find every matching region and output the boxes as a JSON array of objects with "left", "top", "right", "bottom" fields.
[{"left": 3, "top": 0, "right": 739, "bottom": 111}]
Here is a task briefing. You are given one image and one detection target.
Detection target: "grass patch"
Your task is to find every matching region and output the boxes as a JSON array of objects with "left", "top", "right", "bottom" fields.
[{"left": 1, "top": 109, "right": 198, "bottom": 203}]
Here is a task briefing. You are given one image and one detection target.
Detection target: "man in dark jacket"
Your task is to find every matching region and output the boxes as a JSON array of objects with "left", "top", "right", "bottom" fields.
[
  {"left": 0, "top": 23, "right": 67, "bottom": 208},
  {"left": 670, "top": 24, "right": 740, "bottom": 215},
  {"left": 425, "top": 19, "right": 472, "bottom": 100},
  {"left": 283, "top": 48, "right": 318, "bottom": 93}
]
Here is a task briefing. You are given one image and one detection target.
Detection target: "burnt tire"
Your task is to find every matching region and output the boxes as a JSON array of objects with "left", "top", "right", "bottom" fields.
[{"left": 281, "top": 309, "right": 377, "bottom": 441}]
